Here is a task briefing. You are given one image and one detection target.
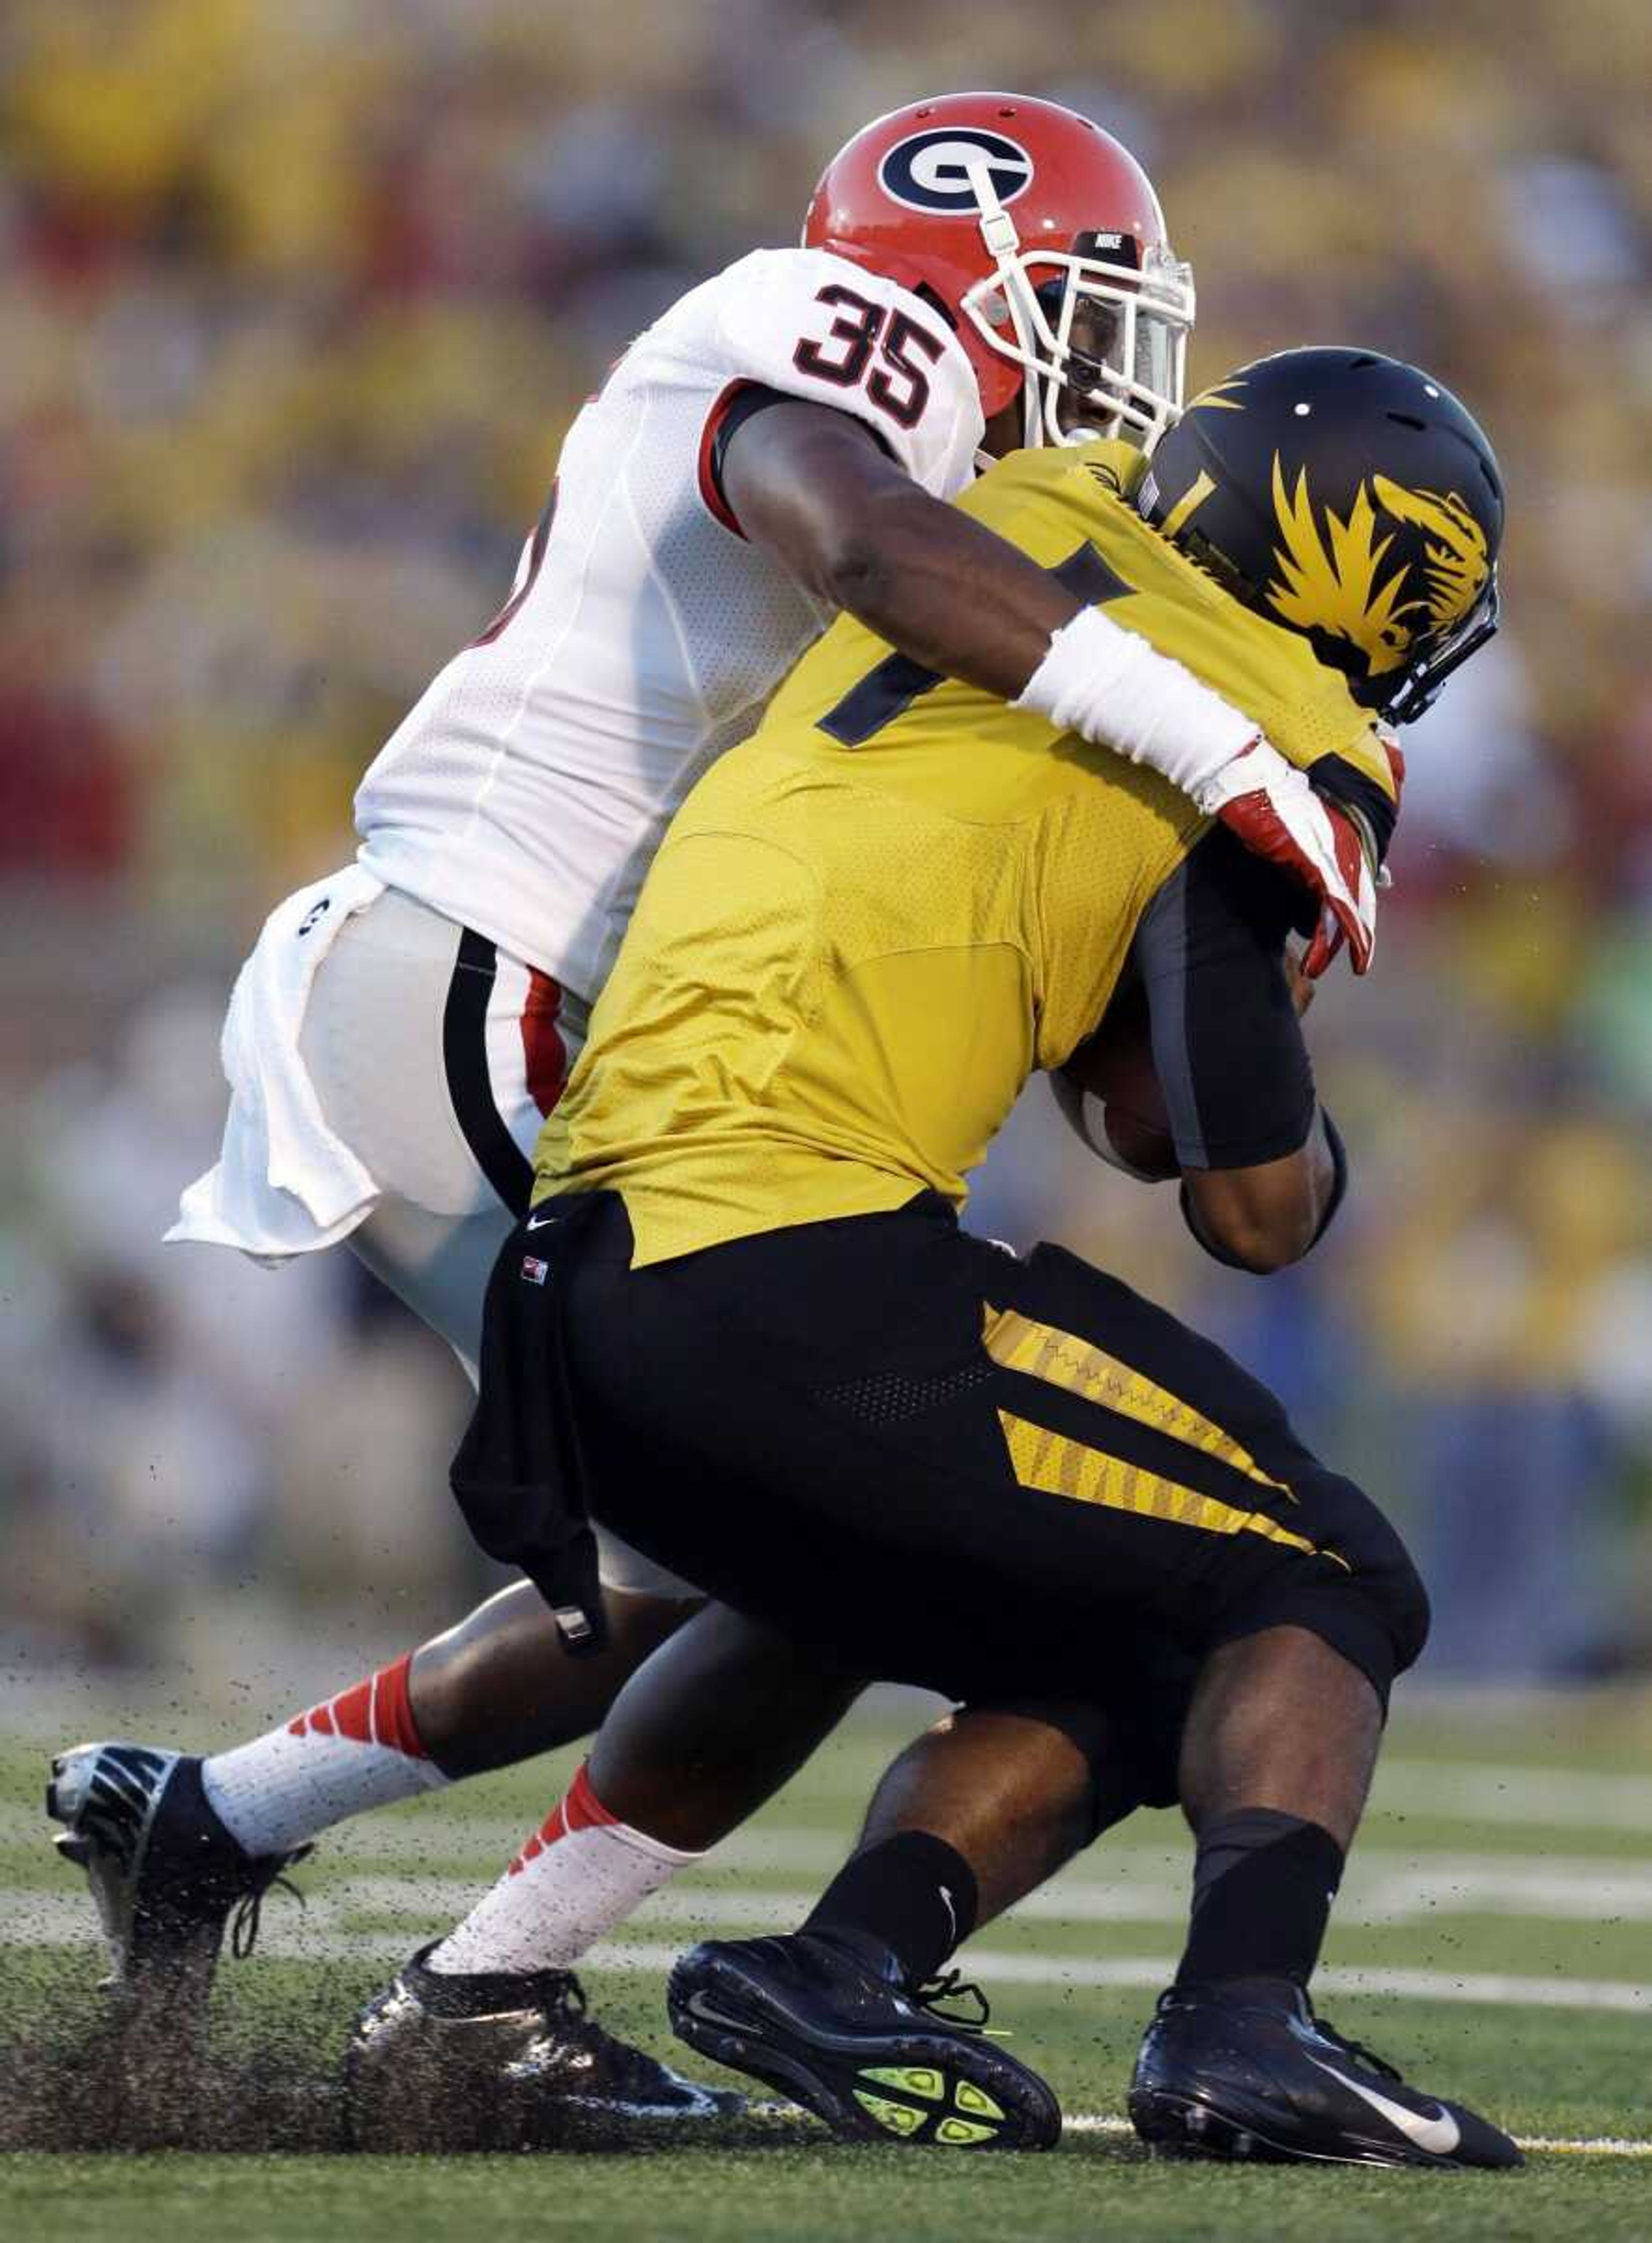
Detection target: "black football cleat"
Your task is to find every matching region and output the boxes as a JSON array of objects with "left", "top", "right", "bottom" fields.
[
  {"left": 345, "top": 1943, "right": 745, "bottom": 2150},
  {"left": 668, "top": 1930, "right": 1062, "bottom": 2150},
  {"left": 1129, "top": 1980, "right": 1523, "bottom": 2170},
  {"left": 46, "top": 1740, "right": 308, "bottom": 2024}
]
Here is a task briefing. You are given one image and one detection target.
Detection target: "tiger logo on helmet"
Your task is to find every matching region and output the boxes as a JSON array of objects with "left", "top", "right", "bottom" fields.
[{"left": 1140, "top": 348, "right": 1504, "bottom": 723}]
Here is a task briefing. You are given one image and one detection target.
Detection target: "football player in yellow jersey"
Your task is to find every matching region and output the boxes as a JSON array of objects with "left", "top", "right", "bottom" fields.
[{"left": 437, "top": 348, "right": 1515, "bottom": 2169}]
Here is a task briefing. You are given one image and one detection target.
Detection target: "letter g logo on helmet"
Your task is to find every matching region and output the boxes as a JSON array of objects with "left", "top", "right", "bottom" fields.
[{"left": 878, "top": 127, "right": 1035, "bottom": 213}]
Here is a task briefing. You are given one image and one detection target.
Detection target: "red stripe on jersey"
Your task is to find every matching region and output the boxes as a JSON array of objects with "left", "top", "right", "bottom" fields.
[
  {"left": 697, "top": 379, "right": 757, "bottom": 538},
  {"left": 521, "top": 969, "right": 568, "bottom": 1117}
]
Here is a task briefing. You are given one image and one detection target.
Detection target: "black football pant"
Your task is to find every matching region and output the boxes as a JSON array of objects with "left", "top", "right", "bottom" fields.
[{"left": 456, "top": 1191, "right": 1429, "bottom": 1805}]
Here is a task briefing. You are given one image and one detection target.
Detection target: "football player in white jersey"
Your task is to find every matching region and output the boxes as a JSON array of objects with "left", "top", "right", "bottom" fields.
[{"left": 49, "top": 94, "right": 1390, "bottom": 2128}]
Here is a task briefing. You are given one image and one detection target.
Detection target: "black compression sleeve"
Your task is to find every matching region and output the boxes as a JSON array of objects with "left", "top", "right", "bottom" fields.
[{"left": 1134, "top": 827, "right": 1316, "bottom": 1171}]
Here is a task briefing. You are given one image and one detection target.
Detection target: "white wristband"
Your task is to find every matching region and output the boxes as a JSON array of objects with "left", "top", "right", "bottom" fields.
[{"left": 1012, "top": 605, "right": 1260, "bottom": 795}]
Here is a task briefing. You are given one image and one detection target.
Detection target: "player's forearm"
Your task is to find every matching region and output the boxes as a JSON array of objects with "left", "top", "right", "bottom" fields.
[
  {"left": 723, "top": 401, "right": 1256, "bottom": 758},
  {"left": 720, "top": 400, "right": 1082, "bottom": 691},
  {"left": 828, "top": 487, "right": 1268, "bottom": 796},
  {"left": 808, "top": 481, "right": 1087, "bottom": 698},
  {"left": 1180, "top": 1108, "right": 1345, "bottom": 1274}
]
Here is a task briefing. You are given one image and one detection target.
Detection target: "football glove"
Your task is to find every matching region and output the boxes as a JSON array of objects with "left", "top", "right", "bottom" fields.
[{"left": 1196, "top": 737, "right": 1389, "bottom": 979}]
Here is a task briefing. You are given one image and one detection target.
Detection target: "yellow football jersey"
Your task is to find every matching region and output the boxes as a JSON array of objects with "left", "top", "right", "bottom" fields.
[{"left": 534, "top": 441, "right": 1395, "bottom": 1266}]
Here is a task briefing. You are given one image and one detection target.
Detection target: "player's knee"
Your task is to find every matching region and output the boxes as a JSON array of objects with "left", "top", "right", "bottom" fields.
[
  {"left": 1382, "top": 1543, "right": 1431, "bottom": 1675},
  {"left": 1320, "top": 1468, "right": 1430, "bottom": 1678},
  {"left": 1217, "top": 1469, "right": 1430, "bottom": 1702},
  {"left": 1326, "top": 1503, "right": 1430, "bottom": 1689}
]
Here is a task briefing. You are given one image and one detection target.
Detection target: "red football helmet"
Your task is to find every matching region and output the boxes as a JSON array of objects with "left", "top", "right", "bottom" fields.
[{"left": 803, "top": 93, "right": 1194, "bottom": 448}]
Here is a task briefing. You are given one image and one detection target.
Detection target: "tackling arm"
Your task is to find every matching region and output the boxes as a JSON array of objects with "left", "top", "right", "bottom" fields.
[
  {"left": 720, "top": 398, "right": 1088, "bottom": 697},
  {"left": 722, "top": 401, "right": 1387, "bottom": 978}
]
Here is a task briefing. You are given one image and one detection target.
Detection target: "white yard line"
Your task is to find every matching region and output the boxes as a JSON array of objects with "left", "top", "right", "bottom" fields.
[
  {"left": 7, "top": 1757, "right": 1652, "bottom": 1851},
  {"left": 1057, "top": 2114, "right": 1652, "bottom": 2158},
  {"left": 9, "top": 1792, "right": 1651, "bottom": 1902},
  {"left": 1512, "top": 2135, "right": 1652, "bottom": 2157},
  {"left": 3, "top": 1886, "right": 1648, "bottom": 2013},
  {"left": 1374, "top": 1760, "right": 1652, "bottom": 1832},
  {"left": 916, "top": 1950, "right": 1652, "bottom": 2017},
  {"left": 7, "top": 1859, "right": 1652, "bottom": 1935}
]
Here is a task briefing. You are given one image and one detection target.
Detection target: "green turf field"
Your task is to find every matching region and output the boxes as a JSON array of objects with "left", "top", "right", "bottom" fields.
[{"left": 2, "top": 1686, "right": 1648, "bottom": 2240}]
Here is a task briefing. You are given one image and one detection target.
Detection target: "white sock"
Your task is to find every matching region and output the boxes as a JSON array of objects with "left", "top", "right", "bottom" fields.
[
  {"left": 428, "top": 1761, "right": 698, "bottom": 1977},
  {"left": 202, "top": 1652, "right": 448, "bottom": 1857}
]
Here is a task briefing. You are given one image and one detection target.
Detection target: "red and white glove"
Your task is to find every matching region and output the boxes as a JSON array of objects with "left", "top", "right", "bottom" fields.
[
  {"left": 1196, "top": 737, "right": 1382, "bottom": 978},
  {"left": 1011, "top": 611, "right": 1402, "bottom": 975}
]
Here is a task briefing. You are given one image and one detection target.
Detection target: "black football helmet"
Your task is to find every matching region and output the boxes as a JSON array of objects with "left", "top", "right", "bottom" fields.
[{"left": 1138, "top": 347, "right": 1503, "bottom": 722}]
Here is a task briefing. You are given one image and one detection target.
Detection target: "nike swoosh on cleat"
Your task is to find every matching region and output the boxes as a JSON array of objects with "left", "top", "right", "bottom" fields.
[
  {"left": 1307, "top": 2058, "right": 1461, "bottom": 2156},
  {"left": 685, "top": 1991, "right": 758, "bottom": 2035}
]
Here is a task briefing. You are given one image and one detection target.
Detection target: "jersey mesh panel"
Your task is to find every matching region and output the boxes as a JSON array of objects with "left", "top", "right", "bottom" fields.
[
  {"left": 624, "top": 380, "right": 829, "bottom": 725},
  {"left": 819, "top": 1358, "right": 996, "bottom": 1426}
]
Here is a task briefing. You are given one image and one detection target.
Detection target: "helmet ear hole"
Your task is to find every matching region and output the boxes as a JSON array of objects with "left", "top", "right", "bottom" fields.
[{"left": 911, "top": 281, "right": 960, "bottom": 331}]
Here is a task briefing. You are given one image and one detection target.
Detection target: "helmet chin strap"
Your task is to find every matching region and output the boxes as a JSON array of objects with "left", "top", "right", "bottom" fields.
[
  {"left": 965, "top": 157, "right": 1047, "bottom": 451},
  {"left": 967, "top": 155, "right": 1023, "bottom": 261}
]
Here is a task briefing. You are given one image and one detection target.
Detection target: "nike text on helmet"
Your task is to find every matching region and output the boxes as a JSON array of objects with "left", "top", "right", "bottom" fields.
[
  {"left": 1138, "top": 347, "right": 1505, "bottom": 723},
  {"left": 803, "top": 93, "right": 1194, "bottom": 448}
]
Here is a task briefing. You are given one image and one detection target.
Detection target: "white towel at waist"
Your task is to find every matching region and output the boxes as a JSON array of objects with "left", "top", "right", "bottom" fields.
[{"left": 167, "top": 864, "right": 386, "bottom": 1262}]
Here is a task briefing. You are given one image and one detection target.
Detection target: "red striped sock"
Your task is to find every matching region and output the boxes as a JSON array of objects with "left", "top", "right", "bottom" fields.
[
  {"left": 203, "top": 1651, "right": 447, "bottom": 1856},
  {"left": 430, "top": 1761, "right": 698, "bottom": 1976},
  {"left": 286, "top": 1652, "right": 428, "bottom": 1759},
  {"left": 508, "top": 1761, "right": 617, "bottom": 1874}
]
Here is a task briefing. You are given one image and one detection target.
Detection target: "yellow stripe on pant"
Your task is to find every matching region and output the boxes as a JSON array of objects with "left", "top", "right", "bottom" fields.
[
  {"left": 997, "top": 1407, "right": 1321, "bottom": 1556},
  {"left": 983, "top": 1305, "right": 1291, "bottom": 1495}
]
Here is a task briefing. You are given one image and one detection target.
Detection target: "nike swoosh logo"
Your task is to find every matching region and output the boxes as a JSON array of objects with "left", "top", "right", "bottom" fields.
[
  {"left": 1308, "top": 2058, "right": 1461, "bottom": 2156},
  {"left": 524, "top": 1210, "right": 558, "bottom": 1231},
  {"left": 938, "top": 1885, "right": 958, "bottom": 1943},
  {"left": 686, "top": 1991, "right": 756, "bottom": 2035}
]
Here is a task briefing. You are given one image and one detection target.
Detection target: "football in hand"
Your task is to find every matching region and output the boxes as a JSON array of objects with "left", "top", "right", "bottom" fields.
[{"left": 1051, "top": 976, "right": 1179, "bottom": 1182}]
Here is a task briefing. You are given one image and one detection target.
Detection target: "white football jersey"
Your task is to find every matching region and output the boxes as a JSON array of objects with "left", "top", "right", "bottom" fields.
[{"left": 354, "top": 246, "right": 984, "bottom": 1001}]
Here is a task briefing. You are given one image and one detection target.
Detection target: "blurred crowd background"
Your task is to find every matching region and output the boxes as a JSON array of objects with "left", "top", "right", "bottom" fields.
[{"left": 2, "top": 0, "right": 1649, "bottom": 1691}]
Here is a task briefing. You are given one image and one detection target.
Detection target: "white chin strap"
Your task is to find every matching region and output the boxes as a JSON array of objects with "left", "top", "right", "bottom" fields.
[
  {"left": 965, "top": 157, "right": 1043, "bottom": 451},
  {"left": 962, "top": 155, "right": 1192, "bottom": 457}
]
